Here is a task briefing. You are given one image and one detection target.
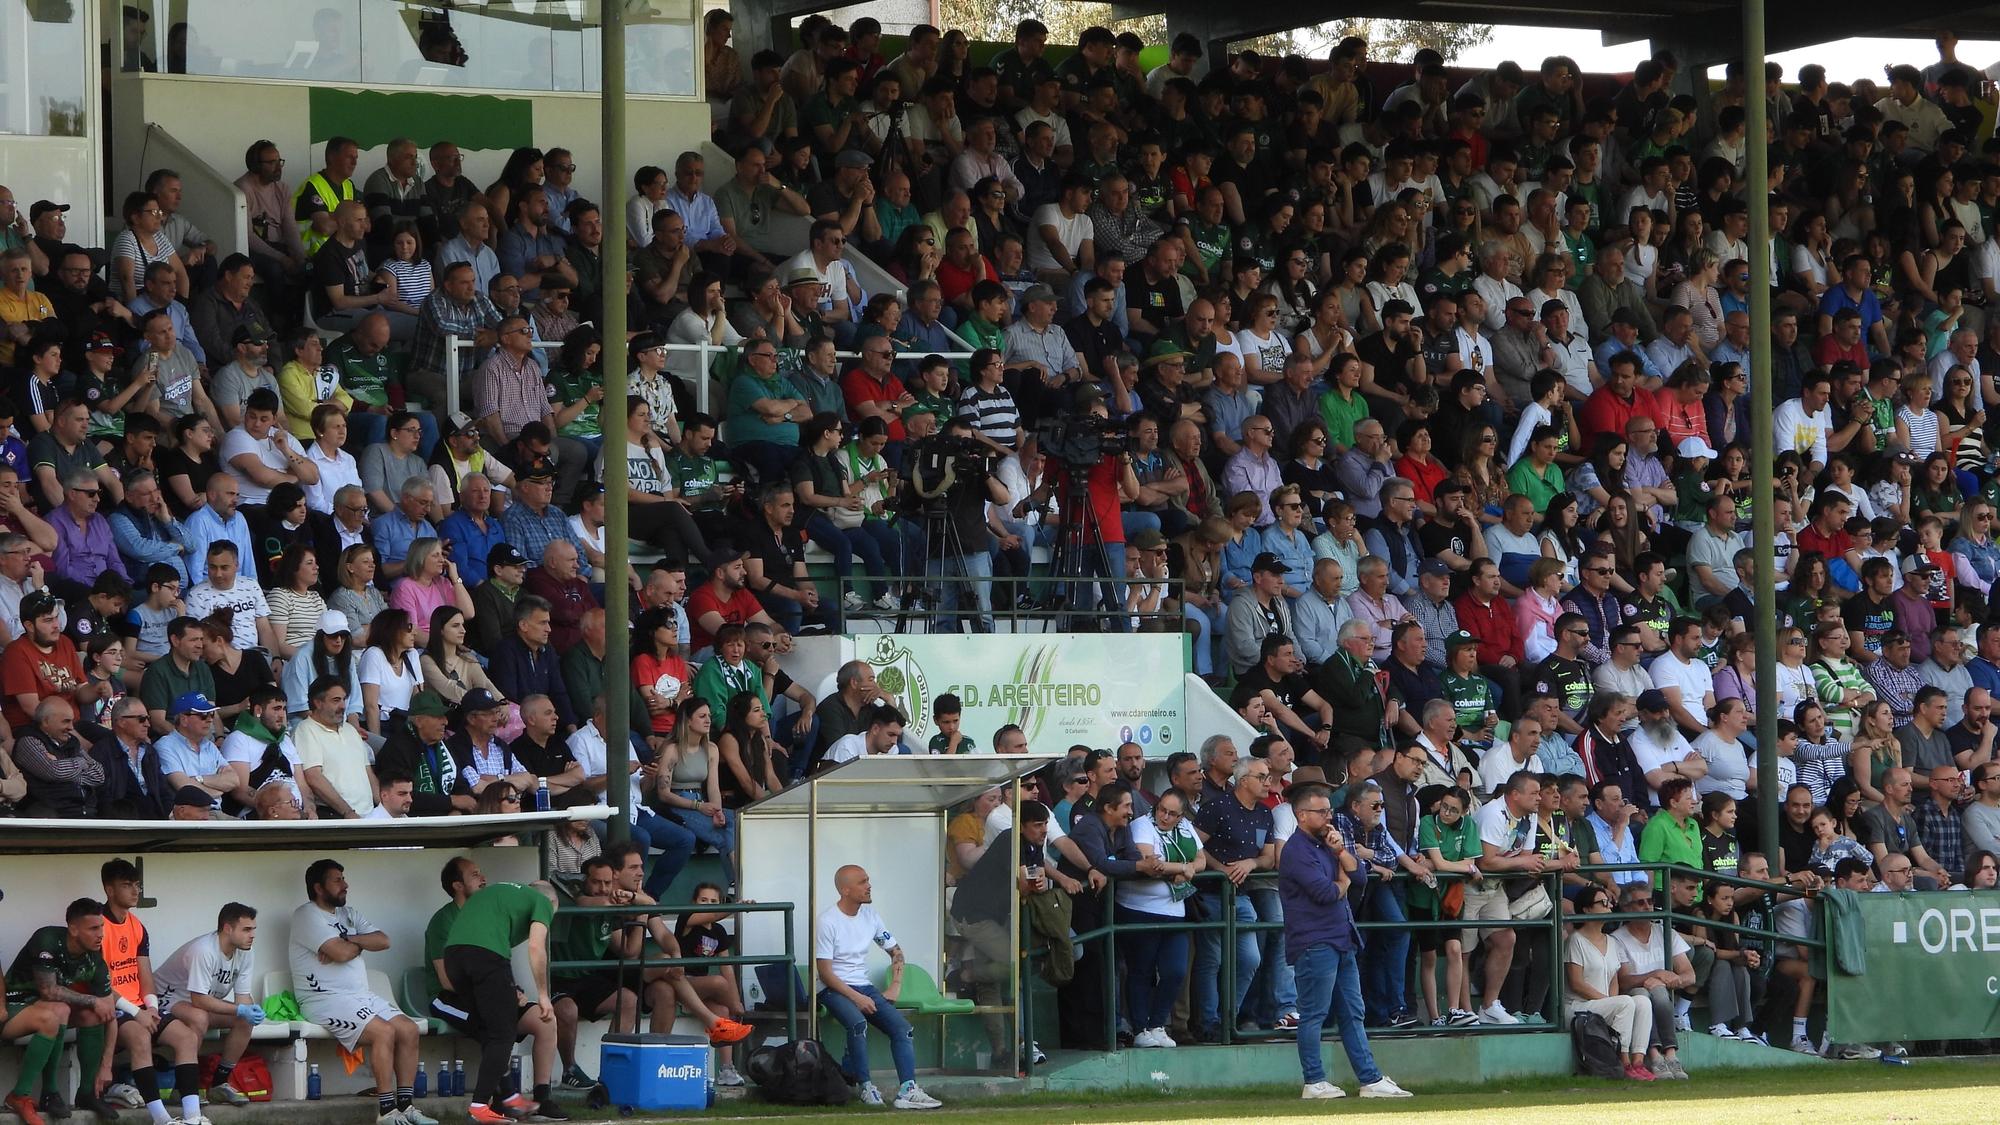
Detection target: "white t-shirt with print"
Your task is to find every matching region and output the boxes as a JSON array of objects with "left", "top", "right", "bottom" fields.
[{"left": 815, "top": 903, "right": 896, "bottom": 989}]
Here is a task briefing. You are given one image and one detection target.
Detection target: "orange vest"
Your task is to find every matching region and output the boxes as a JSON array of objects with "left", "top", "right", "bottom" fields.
[{"left": 102, "top": 911, "right": 148, "bottom": 1003}]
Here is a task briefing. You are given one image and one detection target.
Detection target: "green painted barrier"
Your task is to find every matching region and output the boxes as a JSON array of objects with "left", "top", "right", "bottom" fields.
[{"left": 1826, "top": 889, "right": 2000, "bottom": 1042}]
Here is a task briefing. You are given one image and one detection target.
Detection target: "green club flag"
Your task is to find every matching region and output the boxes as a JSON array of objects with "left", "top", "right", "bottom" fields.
[
  {"left": 1825, "top": 890, "right": 2000, "bottom": 1042},
  {"left": 307, "top": 88, "right": 533, "bottom": 151}
]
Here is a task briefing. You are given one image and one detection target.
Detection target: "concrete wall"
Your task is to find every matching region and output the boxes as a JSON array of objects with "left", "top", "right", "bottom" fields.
[
  {"left": 0, "top": 844, "right": 538, "bottom": 1097},
  {"left": 109, "top": 75, "right": 711, "bottom": 223}
]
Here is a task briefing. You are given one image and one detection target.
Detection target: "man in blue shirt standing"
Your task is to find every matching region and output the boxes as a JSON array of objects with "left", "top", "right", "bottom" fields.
[{"left": 1279, "top": 782, "right": 1412, "bottom": 1100}]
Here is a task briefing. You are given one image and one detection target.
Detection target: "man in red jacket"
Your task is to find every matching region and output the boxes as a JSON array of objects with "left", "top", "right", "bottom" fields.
[
  {"left": 1452, "top": 557, "right": 1524, "bottom": 718},
  {"left": 1578, "top": 351, "right": 1664, "bottom": 439}
]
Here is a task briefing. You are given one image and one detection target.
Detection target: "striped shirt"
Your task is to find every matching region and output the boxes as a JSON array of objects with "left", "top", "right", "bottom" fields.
[{"left": 955, "top": 384, "right": 1019, "bottom": 448}]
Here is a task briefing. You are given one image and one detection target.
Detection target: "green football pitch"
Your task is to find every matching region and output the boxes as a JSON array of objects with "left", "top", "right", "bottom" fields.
[{"left": 600, "top": 1057, "right": 2000, "bottom": 1123}]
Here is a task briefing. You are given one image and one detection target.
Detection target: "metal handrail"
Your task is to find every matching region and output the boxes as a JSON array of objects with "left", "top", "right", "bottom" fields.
[
  {"left": 551, "top": 899, "right": 798, "bottom": 1043},
  {"left": 1043, "top": 858, "right": 1826, "bottom": 1055},
  {"left": 443, "top": 335, "right": 974, "bottom": 420}
]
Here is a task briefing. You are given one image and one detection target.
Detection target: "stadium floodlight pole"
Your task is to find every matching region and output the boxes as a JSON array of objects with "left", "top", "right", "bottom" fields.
[
  {"left": 601, "top": 0, "right": 632, "bottom": 843},
  {"left": 1745, "top": 0, "right": 1779, "bottom": 864}
]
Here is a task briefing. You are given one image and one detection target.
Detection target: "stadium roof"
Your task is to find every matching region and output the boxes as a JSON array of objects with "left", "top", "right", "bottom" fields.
[{"left": 1112, "top": 0, "right": 1977, "bottom": 57}]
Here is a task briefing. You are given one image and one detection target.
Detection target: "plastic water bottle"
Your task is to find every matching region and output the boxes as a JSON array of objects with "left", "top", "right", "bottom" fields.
[
  {"left": 453, "top": 1059, "right": 466, "bottom": 1097},
  {"left": 306, "top": 1064, "right": 321, "bottom": 1101},
  {"left": 441, "top": 1059, "right": 454, "bottom": 1097},
  {"left": 414, "top": 1061, "right": 427, "bottom": 1099},
  {"left": 535, "top": 778, "right": 550, "bottom": 812},
  {"left": 508, "top": 1054, "right": 523, "bottom": 1096}
]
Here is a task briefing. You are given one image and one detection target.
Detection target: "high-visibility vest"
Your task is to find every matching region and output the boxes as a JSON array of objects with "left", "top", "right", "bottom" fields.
[{"left": 294, "top": 173, "right": 355, "bottom": 255}]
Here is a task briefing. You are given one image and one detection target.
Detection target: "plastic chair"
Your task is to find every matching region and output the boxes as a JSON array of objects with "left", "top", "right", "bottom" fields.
[
  {"left": 883, "top": 964, "right": 973, "bottom": 1016},
  {"left": 399, "top": 966, "right": 450, "bottom": 1036}
]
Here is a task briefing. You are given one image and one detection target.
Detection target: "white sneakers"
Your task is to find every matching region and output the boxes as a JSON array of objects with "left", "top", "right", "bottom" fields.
[
  {"left": 892, "top": 1082, "right": 942, "bottom": 1110},
  {"left": 1302, "top": 1077, "right": 1411, "bottom": 1099},
  {"left": 1477, "top": 1002, "right": 1520, "bottom": 1025},
  {"left": 1132, "top": 1027, "right": 1178, "bottom": 1048}
]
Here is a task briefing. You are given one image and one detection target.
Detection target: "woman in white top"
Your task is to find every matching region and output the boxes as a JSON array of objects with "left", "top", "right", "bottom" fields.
[
  {"left": 1122, "top": 790, "right": 1203, "bottom": 1049},
  {"left": 1565, "top": 886, "right": 1658, "bottom": 1081},
  {"left": 626, "top": 331, "right": 684, "bottom": 448},
  {"left": 1233, "top": 294, "right": 1293, "bottom": 382},
  {"left": 1610, "top": 884, "right": 1693, "bottom": 1079},
  {"left": 667, "top": 272, "right": 746, "bottom": 386},
  {"left": 1671, "top": 248, "right": 1724, "bottom": 352},
  {"left": 357, "top": 606, "right": 424, "bottom": 741},
  {"left": 374, "top": 225, "right": 435, "bottom": 316},
  {"left": 1789, "top": 210, "right": 1834, "bottom": 301},
  {"left": 1363, "top": 243, "right": 1422, "bottom": 325},
  {"left": 1523, "top": 253, "right": 1585, "bottom": 329},
  {"left": 1621, "top": 207, "right": 1659, "bottom": 296},
  {"left": 1207, "top": 291, "right": 1243, "bottom": 363},
  {"left": 1292, "top": 288, "right": 1358, "bottom": 377},
  {"left": 627, "top": 164, "right": 672, "bottom": 248}
]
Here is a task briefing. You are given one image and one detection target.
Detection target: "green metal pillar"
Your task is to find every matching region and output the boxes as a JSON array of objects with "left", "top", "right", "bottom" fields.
[
  {"left": 1744, "top": 0, "right": 1779, "bottom": 864},
  {"left": 602, "top": 0, "right": 633, "bottom": 843}
]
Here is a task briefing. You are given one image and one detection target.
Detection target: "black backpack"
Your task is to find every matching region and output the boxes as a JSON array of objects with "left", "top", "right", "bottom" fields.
[
  {"left": 743, "top": 1039, "right": 854, "bottom": 1106},
  {"left": 1570, "top": 1010, "right": 1625, "bottom": 1079}
]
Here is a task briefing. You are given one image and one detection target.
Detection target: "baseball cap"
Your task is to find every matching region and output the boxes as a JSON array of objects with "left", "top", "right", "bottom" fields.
[
  {"left": 1251, "top": 551, "right": 1291, "bottom": 575},
  {"left": 1540, "top": 298, "right": 1568, "bottom": 317},
  {"left": 173, "top": 785, "right": 213, "bottom": 810},
  {"left": 316, "top": 609, "right": 351, "bottom": 636},
  {"left": 459, "top": 688, "right": 508, "bottom": 713},
  {"left": 170, "top": 692, "right": 218, "bottom": 718},
  {"left": 28, "top": 200, "right": 68, "bottom": 222},
  {"left": 1903, "top": 555, "right": 1941, "bottom": 575},
  {"left": 1130, "top": 528, "right": 1167, "bottom": 551},
  {"left": 835, "top": 149, "right": 873, "bottom": 169},
  {"left": 1419, "top": 558, "right": 1453, "bottom": 578},
  {"left": 488, "top": 542, "right": 529, "bottom": 570},
  {"left": 1071, "top": 382, "right": 1107, "bottom": 408},
  {"left": 1446, "top": 629, "right": 1480, "bottom": 651},
  {"left": 83, "top": 332, "right": 123, "bottom": 355},
  {"left": 1636, "top": 688, "right": 1671, "bottom": 713},
  {"left": 520, "top": 456, "right": 557, "bottom": 482},
  {"left": 230, "top": 324, "right": 273, "bottom": 347},
  {"left": 1021, "top": 283, "right": 1059, "bottom": 305},
  {"left": 1676, "top": 436, "right": 1719, "bottom": 459},
  {"left": 444, "top": 410, "right": 478, "bottom": 437},
  {"left": 408, "top": 690, "right": 451, "bottom": 718}
]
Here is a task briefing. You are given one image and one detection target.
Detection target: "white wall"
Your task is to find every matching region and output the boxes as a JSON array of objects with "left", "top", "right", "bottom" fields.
[
  {"left": 109, "top": 74, "right": 711, "bottom": 226},
  {"left": 0, "top": 845, "right": 536, "bottom": 1097}
]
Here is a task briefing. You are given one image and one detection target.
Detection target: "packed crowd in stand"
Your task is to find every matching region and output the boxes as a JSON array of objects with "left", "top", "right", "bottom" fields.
[{"left": 7, "top": 5, "right": 2000, "bottom": 1105}]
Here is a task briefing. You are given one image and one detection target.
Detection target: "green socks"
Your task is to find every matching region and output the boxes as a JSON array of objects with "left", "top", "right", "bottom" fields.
[
  {"left": 15, "top": 1033, "right": 57, "bottom": 1096},
  {"left": 76, "top": 1024, "right": 108, "bottom": 1092}
]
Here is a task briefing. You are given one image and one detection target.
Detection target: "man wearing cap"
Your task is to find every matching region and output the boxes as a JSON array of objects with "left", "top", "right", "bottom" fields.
[
  {"left": 1002, "top": 283, "right": 1084, "bottom": 422},
  {"left": 0, "top": 248, "right": 53, "bottom": 369},
  {"left": 375, "top": 689, "right": 473, "bottom": 816},
  {"left": 499, "top": 458, "right": 591, "bottom": 583},
  {"left": 208, "top": 326, "right": 279, "bottom": 432},
  {"left": 1400, "top": 560, "right": 1459, "bottom": 671},
  {"left": 156, "top": 694, "right": 233, "bottom": 811},
  {"left": 463, "top": 542, "right": 525, "bottom": 655},
  {"left": 779, "top": 220, "right": 861, "bottom": 344},
  {"left": 1224, "top": 552, "right": 1297, "bottom": 676},
  {"left": 446, "top": 688, "right": 536, "bottom": 797}
]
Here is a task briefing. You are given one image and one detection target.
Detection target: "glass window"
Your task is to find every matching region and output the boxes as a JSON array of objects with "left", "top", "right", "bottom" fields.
[
  {"left": 0, "top": 0, "right": 88, "bottom": 136},
  {"left": 151, "top": 0, "right": 697, "bottom": 99}
]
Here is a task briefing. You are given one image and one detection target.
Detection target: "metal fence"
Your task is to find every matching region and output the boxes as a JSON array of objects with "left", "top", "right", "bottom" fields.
[{"left": 549, "top": 898, "right": 799, "bottom": 1044}]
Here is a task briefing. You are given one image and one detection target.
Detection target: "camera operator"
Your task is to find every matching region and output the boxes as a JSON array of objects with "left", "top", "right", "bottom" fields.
[
  {"left": 992, "top": 435, "right": 1051, "bottom": 611},
  {"left": 905, "top": 417, "right": 1011, "bottom": 632},
  {"left": 1036, "top": 384, "right": 1142, "bottom": 632}
]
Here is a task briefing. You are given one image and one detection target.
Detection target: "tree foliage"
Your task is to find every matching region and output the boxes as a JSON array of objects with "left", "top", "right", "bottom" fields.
[{"left": 937, "top": 3, "right": 1491, "bottom": 64}]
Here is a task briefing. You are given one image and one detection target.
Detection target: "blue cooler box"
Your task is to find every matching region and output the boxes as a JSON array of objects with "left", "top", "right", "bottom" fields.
[{"left": 600, "top": 1033, "right": 712, "bottom": 1110}]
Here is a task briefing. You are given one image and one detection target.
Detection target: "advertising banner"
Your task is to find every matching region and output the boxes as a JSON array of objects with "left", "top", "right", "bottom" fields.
[
  {"left": 1826, "top": 890, "right": 2000, "bottom": 1041},
  {"left": 857, "top": 633, "right": 1186, "bottom": 756}
]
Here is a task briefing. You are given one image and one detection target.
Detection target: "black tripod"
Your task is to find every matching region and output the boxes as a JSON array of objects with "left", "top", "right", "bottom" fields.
[
  {"left": 894, "top": 461, "right": 975, "bottom": 633},
  {"left": 1039, "top": 460, "right": 1115, "bottom": 632}
]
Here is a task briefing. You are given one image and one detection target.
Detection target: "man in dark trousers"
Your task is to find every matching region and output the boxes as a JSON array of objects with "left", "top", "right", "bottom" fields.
[
  {"left": 1057, "top": 781, "right": 1163, "bottom": 1049},
  {"left": 439, "top": 881, "right": 559, "bottom": 1124}
]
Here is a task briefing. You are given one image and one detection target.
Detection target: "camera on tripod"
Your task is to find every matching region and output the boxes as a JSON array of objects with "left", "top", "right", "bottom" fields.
[
  {"left": 1035, "top": 414, "right": 1128, "bottom": 468},
  {"left": 916, "top": 433, "right": 996, "bottom": 478}
]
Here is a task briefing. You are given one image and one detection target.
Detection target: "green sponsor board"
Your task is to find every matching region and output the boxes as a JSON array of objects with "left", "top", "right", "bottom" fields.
[
  {"left": 1827, "top": 890, "right": 2000, "bottom": 1042},
  {"left": 858, "top": 633, "right": 1185, "bottom": 755},
  {"left": 308, "top": 89, "right": 532, "bottom": 151}
]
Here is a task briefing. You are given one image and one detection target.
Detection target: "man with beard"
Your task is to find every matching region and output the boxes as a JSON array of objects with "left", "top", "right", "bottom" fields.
[
  {"left": 1628, "top": 689, "right": 1708, "bottom": 808},
  {"left": 288, "top": 859, "right": 439, "bottom": 1125}
]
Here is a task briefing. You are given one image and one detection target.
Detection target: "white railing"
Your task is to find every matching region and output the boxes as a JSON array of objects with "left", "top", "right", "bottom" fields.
[{"left": 136, "top": 123, "right": 249, "bottom": 259}]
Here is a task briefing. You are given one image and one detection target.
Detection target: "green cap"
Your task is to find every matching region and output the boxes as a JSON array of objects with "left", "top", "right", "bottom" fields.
[{"left": 408, "top": 690, "right": 451, "bottom": 718}]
